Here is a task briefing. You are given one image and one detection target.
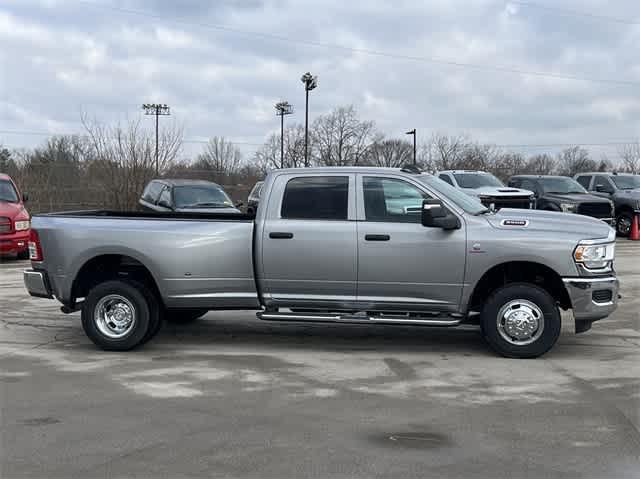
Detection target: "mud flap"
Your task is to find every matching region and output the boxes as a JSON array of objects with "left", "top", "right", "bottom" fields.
[{"left": 575, "top": 320, "right": 593, "bottom": 334}]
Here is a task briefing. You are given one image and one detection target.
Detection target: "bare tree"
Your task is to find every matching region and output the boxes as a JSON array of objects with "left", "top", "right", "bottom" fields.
[
  {"left": 618, "top": 142, "right": 640, "bottom": 173},
  {"left": 366, "top": 139, "right": 413, "bottom": 167},
  {"left": 524, "top": 153, "right": 556, "bottom": 175},
  {"left": 82, "top": 115, "right": 183, "bottom": 210},
  {"left": 424, "top": 133, "right": 468, "bottom": 171},
  {"left": 252, "top": 134, "right": 280, "bottom": 173},
  {"left": 194, "top": 137, "right": 242, "bottom": 181},
  {"left": 312, "top": 106, "right": 378, "bottom": 166},
  {"left": 491, "top": 151, "right": 525, "bottom": 182},
  {"left": 556, "top": 146, "right": 596, "bottom": 177}
]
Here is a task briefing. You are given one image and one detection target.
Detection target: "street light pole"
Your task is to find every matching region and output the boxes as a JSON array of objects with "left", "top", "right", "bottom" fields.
[
  {"left": 274, "top": 101, "right": 294, "bottom": 169},
  {"left": 142, "top": 103, "right": 171, "bottom": 175},
  {"left": 406, "top": 129, "right": 416, "bottom": 165},
  {"left": 300, "top": 72, "right": 317, "bottom": 167}
]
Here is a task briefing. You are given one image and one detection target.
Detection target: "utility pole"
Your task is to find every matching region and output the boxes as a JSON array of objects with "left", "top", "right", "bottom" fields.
[
  {"left": 142, "top": 103, "right": 171, "bottom": 175},
  {"left": 300, "top": 72, "right": 317, "bottom": 167},
  {"left": 406, "top": 129, "right": 416, "bottom": 165},
  {"left": 274, "top": 101, "right": 294, "bottom": 169}
]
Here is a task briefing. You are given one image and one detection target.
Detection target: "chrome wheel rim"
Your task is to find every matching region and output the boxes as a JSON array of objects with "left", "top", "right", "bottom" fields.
[
  {"left": 497, "top": 299, "right": 544, "bottom": 346},
  {"left": 94, "top": 294, "right": 136, "bottom": 339},
  {"left": 617, "top": 216, "right": 631, "bottom": 236}
]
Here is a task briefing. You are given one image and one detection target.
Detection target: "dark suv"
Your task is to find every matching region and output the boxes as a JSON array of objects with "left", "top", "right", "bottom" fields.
[
  {"left": 508, "top": 175, "right": 614, "bottom": 224},
  {"left": 139, "top": 179, "right": 242, "bottom": 214},
  {"left": 574, "top": 172, "right": 640, "bottom": 236}
]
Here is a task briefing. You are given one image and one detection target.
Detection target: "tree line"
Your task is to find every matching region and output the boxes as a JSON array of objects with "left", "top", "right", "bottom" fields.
[{"left": 1, "top": 105, "right": 639, "bottom": 213}]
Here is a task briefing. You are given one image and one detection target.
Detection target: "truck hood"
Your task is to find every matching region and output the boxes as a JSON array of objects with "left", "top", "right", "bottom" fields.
[
  {"left": 486, "top": 208, "right": 613, "bottom": 240},
  {"left": 462, "top": 186, "right": 533, "bottom": 198},
  {"left": 615, "top": 188, "right": 640, "bottom": 199},
  {"left": 543, "top": 192, "right": 609, "bottom": 204},
  {"left": 175, "top": 207, "right": 242, "bottom": 214},
  {"left": 0, "top": 200, "right": 27, "bottom": 218}
]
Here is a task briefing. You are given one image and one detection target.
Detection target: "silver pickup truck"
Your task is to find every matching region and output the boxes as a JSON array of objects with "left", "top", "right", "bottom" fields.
[{"left": 24, "top": 166, "right": 620, "bottom": 358}]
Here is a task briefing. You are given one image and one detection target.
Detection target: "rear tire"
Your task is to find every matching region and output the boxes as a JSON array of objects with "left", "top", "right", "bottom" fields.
[
  {"left": 82, "top": 280, "right": 159, "bottom": 351},
  {"left": 480, "top": 283, "right": 561, "bottom": 359},
  {"left": 165, "top": 309, "right": 208, "bottom": 324}
]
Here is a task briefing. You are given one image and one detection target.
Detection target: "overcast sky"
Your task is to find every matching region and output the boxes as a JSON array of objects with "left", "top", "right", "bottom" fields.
[{"left": 1, "top": 0, "right": 640, "bottom": 161}]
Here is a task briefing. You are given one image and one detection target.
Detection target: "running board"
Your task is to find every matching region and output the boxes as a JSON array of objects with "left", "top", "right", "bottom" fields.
[{"left": 257, "top": 312, "right": 461, "bottom": 327}]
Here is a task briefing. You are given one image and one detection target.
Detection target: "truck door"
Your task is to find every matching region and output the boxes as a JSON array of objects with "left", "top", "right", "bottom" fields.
[
  {"left": 355, "top": 175, "right": 466, "bottom": 312},
  {"left": 260, "top": 174, "right": 358, "bottom": 307}
]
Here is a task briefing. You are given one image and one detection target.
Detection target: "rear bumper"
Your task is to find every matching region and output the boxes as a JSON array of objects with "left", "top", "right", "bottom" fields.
[
  {"left": 0, "top": 231, "right": 29, "bottom": 255},
  {"left": 562, "top": 276, "right": 619, "bottom": 329},
  {"left": 24, "top": 269, "right": 54, "bottom": 299}
]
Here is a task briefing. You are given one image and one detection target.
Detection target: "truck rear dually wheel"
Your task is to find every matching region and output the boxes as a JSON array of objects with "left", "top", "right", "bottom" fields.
[
  {"left": 82, "top": 279, "right": 159, "bottom": 351},
  {"left": 480, "top": 283, "right": 561, "bottom": 358}
]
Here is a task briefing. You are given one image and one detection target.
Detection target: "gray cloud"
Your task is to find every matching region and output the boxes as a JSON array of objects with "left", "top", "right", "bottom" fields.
[{"left": 1, "top": 0, "right": 640, "bottom": 162}]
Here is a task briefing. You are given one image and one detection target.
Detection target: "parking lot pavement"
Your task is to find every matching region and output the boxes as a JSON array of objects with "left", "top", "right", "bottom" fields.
[{"left": 0, "top": 242, "right": 638, "bottom": 479}]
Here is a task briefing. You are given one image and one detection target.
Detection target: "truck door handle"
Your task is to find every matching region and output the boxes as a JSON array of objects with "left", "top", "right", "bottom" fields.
[
  {"left": 269, "top": 232, "right": 294, "bottom": 239},
  {"left": 365, "top": 234, "right": 390, "bottom": 241}
]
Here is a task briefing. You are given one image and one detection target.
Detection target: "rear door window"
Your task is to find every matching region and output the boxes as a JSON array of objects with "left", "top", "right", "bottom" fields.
[
  {"left": 576, "top": 175, "right": 592, "bottom": 189},
  {"left": 281, "top": 176, "right": 349, "bottom": 220}
]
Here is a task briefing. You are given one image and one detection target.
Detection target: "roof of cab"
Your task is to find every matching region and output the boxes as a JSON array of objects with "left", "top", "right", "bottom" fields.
[
  {"left": 273, "top": 166, "right": 432, "bottom": 176},
  {"left": 153, "top": 179, "right": 222, "bottom": 187}
]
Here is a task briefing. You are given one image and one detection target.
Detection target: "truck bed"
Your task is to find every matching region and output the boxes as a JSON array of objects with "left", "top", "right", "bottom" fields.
[{"left": 31, "top": 210, "right": 260, "bottom": 309}]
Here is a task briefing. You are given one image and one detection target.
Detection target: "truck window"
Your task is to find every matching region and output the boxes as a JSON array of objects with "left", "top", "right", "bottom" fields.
[
  {"left": 158, "top": 187, "right": 172, "bottom": 207},
  {"left": 142, "top": 181, "right": 164, "bottom": 204},
  {"left": 575, "top": 175, "right": 592, "bottom": 189},
  {"left": 438, "top": 174, "right": 454, "bottom": 186},
  {"left": 519, "top": 179, "right": 539, "bottom": 194},
  {"left": 363, "top": 177, "right": 430, "bottom": 223},
  {"left": 594, "top": 176, "right": 614, "bottom": 194},
  {"left": 281, "top": 176, "right": 348, "bottom": 220},
  {"left": 0, "top": 179, "right": 19, "bottom": 203}
]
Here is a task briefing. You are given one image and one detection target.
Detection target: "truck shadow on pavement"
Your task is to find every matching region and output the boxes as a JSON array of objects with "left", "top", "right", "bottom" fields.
[{"left": 150, "top": 315, "right": 492, "bottom": 356}]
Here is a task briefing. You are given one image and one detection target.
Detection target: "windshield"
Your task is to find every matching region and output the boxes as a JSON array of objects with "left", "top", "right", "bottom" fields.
[
  {"left": 539, "top": 177, "right": 587, "bottom": 195},
  {"left": 417, "top": 174, "right": 488, "bottom": 215},
  {"left": 611, "top": 175, "right": 640, "bottom": 190},
  {"left": 0, "top": 179, "right": 19, "bottom": 203},
  {"left": 173, "top": 185, "right": 234, "bottom": 209},
  {"left": 453, "top": 173, "right": 504, "bottom": 189}
]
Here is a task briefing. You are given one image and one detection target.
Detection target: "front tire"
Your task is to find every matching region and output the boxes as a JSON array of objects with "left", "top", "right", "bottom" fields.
[
  {"left": 82, "top": 280, "right": 159, "bottom": 351},
  {"left": 480, "top": 283, "right": 561, "bottom": 358}
]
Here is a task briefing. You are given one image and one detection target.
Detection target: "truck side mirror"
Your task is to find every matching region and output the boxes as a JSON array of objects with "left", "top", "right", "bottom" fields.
[
  {"left": 22, "top": 193, "right": 28, "bottom": 203},
  {"left": 421, "top": 199, "right": 460, "bottom": 230},
  {"left": 235, "top": 200, "right": 244, "bottom": 208},
  {"left": 595, "top": 185, "right": 607, "bottom": 193}
]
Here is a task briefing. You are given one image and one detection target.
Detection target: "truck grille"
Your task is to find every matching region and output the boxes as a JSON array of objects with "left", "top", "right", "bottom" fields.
[
  {"left": 0, "top": 217, "right": 11, "bottom": 234},
  {"left": 480, "top": 196, "right": 532, "bottom": 210},
  {"left": 577, "top": 203, "right": 611, "bottom": 219}
]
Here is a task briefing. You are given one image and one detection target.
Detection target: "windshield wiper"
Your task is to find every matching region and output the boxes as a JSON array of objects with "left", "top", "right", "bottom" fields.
[{"left": 192, "top": 202, "right": 231, "bottom": 208}]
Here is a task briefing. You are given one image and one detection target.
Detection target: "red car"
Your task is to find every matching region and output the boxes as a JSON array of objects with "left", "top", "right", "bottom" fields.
[{"left": 0, "top": 173, "right": 30, "bottom": 259}]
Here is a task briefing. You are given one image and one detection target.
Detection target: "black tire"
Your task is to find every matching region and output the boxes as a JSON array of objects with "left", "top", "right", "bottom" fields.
[
  {"left": 165, "top": 309, "right": 208, "bottom": 324},
  {"left": 616, "top": 212, "right": 633, "bottom": 237},
  {"left": 81, "top": 279, "right": 159, "bottom": 351},
  {"left": 480, "top": 283, "right": 561, "bottom": 359},
  {"left": 17, "top": 250, "right": 30, "bottom": 260}
]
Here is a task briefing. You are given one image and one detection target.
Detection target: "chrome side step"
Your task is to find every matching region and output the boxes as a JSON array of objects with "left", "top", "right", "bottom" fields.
[{"left": 257, "top": 312, "right": 461, "bottom": 327}]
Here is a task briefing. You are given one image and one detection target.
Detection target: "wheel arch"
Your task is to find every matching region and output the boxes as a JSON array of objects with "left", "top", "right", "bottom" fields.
[{"left": 468, "top": 261, "right": 571, "bottom": 314}]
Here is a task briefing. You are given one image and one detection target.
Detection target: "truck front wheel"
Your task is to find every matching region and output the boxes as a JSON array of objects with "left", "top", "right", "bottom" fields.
[
  {"left": 480, "top": 283, "right": 561, "bottom": 358},
  {"left": 81, "top": 279, "right": 159, "bottom": 351}
]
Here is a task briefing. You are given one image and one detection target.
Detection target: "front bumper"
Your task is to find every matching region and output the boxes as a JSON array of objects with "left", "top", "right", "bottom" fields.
[
  {"left": 24, "top": 269, "right": 54, "bottom": 299},
  {"left": 0, "top": 230, "right": 29, "bottom": 255},
  {"left": 562, "top": 276, "right": 619, "bottom": 331}
]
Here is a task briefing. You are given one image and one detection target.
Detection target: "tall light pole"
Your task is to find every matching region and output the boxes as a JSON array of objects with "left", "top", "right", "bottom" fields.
[
  {"left": 142, "top": 103, "right": 171, "bottom": 175},
  {"left": 274, "top": 101, "right": 294, "bottom": 169},
  {"left": 406, "top": 129, "right": 416, "bottom": 165},
  {"left": 300, "top": 72, "right": 317, "bottom": 167}
]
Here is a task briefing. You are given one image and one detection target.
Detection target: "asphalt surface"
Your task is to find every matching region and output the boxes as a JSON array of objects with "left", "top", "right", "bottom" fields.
[{"left": 1, "top": 242, "right": 639, "bottom": 479}]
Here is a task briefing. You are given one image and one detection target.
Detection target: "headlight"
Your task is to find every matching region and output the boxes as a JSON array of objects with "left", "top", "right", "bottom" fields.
[
  {"left": 14, "top": 220, "right": 30, "bottom": 231},
  {"left": 561, "top": 203, "right": 577, "bottom": 213},
  {"left": 574, "top": 242, "right": 615, "bottom": 270}
]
